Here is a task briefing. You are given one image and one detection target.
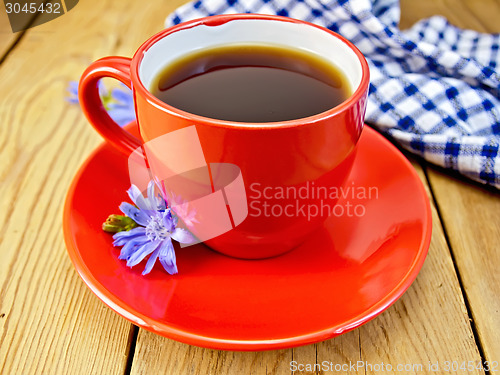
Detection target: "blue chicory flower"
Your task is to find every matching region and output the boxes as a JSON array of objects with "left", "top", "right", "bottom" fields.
[
  {"left": 67, "top": 81, "right": 136, "bottom": 127},
  {"left": 107, "top": 87, "right": 136, "bottom": 126},
  {"left": 112, "top": 181, "right": 194, "bottom": 275},
  {"left": 67, "top": 81, "right": 80, "bottom": 104}
]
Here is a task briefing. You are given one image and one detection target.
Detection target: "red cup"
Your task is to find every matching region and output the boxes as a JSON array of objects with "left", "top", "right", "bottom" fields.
[{"left": 79, "top": 14, "right": 370, "bottom": 259}]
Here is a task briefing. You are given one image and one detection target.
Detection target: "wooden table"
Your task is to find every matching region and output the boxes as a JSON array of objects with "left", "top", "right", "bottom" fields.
[{"left": 0, "top": 0, "right": 499, "bottom": 373}]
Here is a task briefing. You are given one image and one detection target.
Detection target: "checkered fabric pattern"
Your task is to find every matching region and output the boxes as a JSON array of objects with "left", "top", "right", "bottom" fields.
[{"left": 166, "top": 0, "right": 500, "bottom": 189}]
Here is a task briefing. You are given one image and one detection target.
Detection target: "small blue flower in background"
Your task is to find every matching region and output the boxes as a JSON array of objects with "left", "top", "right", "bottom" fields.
[
  {"left": 108, "top": 87, "right": 136, "bottom": 126},
  {"left": 67, "top": 81, "right": 135, "bottom": 127},
  {"left": 104, "top": 181, "right": 195, "bottom": 275},
  {"left": 67, "top": 81, "right": 80, "bottom": 104}
]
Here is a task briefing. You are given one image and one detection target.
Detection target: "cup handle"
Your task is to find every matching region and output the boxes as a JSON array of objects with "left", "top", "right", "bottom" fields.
[{"left": 78, "top": 56, "right": 141, "bottom": 155}]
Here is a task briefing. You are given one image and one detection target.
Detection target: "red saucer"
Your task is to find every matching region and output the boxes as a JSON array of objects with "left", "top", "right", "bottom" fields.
[{"left": 63, "top": 124, "right": 431, "bottom": 351}]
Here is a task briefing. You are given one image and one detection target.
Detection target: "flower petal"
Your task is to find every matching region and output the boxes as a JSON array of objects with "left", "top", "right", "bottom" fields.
[
  {"left": 126, "top": 240, "right": 161, "bottom": 267},
  {"left": 159, "top": 239, "right": 178, "bottom": 275},
  {"left": 119, "top": 202, "right": 150, "bottom": 226},
  {"left": 66, "top": 81, "right": 79, "bottom": 103},
  {"left": 146, "top": 181, "right": 158, "bottom": 211},
  {"left": 111, "top": 88, "right": 133, "bottom": 104},
  {"left": 126, "top": 184, "right": 156, "bottom": 212},
  {"left": 98, "top": 80, "right": 109, "bottom": 97},
  {"left": 107, "top": 107, "right": 136, "bottom": 127},
  {"left": 156, "top": 195, "right": 167, "bottom": 211},
  {"left": 112, "top": 227, "right": 146, "bottom": 246},
  {"left": 162, "top": 209, "right": 175, "bottom": 232},
  {"left": 149, "top": 181, "right": 167, "bottom": 211},
  {"left": 118, "top": 237, "right": 149, "bottom": 260},
  {"left": 142, "top": 246, "right": 161, "bottom": 275},
  {"left": 127, "top": 185, "right": 144, "bottom": 207},
  {"left": 171, "top": 228, "right": 196, "bottom": 245},
  {"left": 68, "top": 81, "right": 78, "bottom": 94}
]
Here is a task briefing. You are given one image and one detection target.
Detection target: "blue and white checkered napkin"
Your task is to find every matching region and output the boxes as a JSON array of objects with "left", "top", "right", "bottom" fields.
[{"left": 166, "top": 0, "right": 500, "bottom": 189}]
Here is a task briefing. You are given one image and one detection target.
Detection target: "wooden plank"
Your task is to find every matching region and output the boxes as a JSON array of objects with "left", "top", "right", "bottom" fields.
[
  {"left": 0, "top": 0, "right": 55, "bottom": 58},
  {"left": 400, "top": 0, "right": 500, "bottom": 32},
  {"left": 427, "top": 169, "right": 500, "bottom": 373},
  {"left": 0, "top": 5, "right": 20, "bottom": 56},
  {"left": 131, "top": 333, "right": 292, "bottom": 375},
  {"left": 358, "top": 163, "right": 484, "bottom": 375},
  {"left": 0, "top": 0, "right": 179, "bottom": 373},
  {"left": 460, "top": 0, "right": 500, "bottom": 32},
  {"left": 400, "top": 0, "right": 500, "bottom": 371}
]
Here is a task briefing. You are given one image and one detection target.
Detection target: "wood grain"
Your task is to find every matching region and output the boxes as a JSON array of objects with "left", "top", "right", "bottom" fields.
[
  {"left": 400, "top": 0, "right": 500, "bottom": 32},
  {"left": 131, "top": 334, "right": 292, "bottom": 375},
  {"left": 358, "top": 164, "right": 484, "bottom": 375},
  {"left": 427, "top": 169, "right": 500, "bottom": 373},
  {"left": 400, "top": 0, "right": 500, "bottom": 372},
  {"left": 0, "top": 0, "right": 180, "bottom": 373},
  {"left": 0, "top": 0, "right": 54, "bottom": 58},
  {"left": 0, "top": 5, "right": 20, "bottom": 56}
]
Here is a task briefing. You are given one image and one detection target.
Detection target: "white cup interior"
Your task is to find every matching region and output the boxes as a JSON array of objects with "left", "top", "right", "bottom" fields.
[{"left": 139, "top": 18, "right": 363, "bottom": 100}]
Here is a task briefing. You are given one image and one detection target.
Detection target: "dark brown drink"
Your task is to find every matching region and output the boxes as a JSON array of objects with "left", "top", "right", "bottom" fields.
[{"left": 149, "top": 44, "right": 351, "bottom": 123}]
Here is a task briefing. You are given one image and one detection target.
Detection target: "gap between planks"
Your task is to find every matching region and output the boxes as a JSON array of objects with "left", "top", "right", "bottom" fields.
[
  {"left": 0, "top": 0, "right": 57, "bottom": 64},
  {"left": 422, "top": 164, "right": 491, "bottom": 375}
]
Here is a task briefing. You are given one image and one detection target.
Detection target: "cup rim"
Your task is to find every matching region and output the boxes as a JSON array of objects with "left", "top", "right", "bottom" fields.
[{"left": 130, "top": 14, "right": 370, "bottom": 130}]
